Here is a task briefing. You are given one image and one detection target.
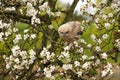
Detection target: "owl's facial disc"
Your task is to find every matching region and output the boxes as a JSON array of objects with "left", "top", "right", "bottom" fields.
[{"left": 59, "top": 30, "right": 69, "bottom": 37}]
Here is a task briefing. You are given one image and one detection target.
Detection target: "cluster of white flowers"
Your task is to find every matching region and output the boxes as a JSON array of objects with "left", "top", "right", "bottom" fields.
[
  {"left": 43, "top": 65, "right": 55, "bottom": 79},
  {"left": 94, "top": 59, "right": 100, "bottom": 66},
  {"left": 101, "top": 52, "right": 107, "bottom": 60},
  {"left": 58, "top": 50, "right": 71, "bottom": 62},
  {"left": 74, "top": 61, "right": 80, "bottom": 67},
  {"left": 115, "top": 39, "right": 120, "bottom": 51},
  {"left": 40, "top": 47, "right": 55, "bottom": 61},
  {"left": 82, "top": 62, "right": 91, "bottom": 70},
  {"left": 95, "top": 46, "right": 101, "bottom": 52},
  {"left": 26, "top": 2, "right": 38, "bottom": 17},
  {"left": 26, "top": 2, "right": 41, "bottom": 26},
  {"left": 91, "top": 34, "right": 103, "bottom": 45},
  {"left": 78, "top": 47, "right": 84, "bottom": 53},
  {"left": 77, "top": 71, "right": 82, "bottom": 77},
  {"left": 13, "top": 34, "right": 22, "bottom": 44},
  {"left": 62, "top": 64, "right": 73, "bottom": 71},
  {"left": 3, "top": 45, "right": 36, "bottom": 70},
  {"left": 87, "top": 44, "right": 92, "bottom": 48},
  {"left": 101, "top": 63, "right": 113, "bottom": 77},
  {"left": 79, "top": 0, "right": 96, "bottom": 15},
  {"left": 30, "top": 34, "right": 36, "bottom": 39},
  {"left": 111, "top": 0, "right": 120, "bottom": 11},
  {"left": 39, "top": 2, "right": 54, "bottom": 17},
  {"left": 48, "top": 24, "right": 54, "bottom": 30},
  {"left": 64, "top": 46, "right": 70, "bottom": 51},
  {"left": 0, "top": 20, "right": 13, "bottom": 41},
  {"left": 95, "top": 18, "right": 100, "bottom": 24},
  {"left": 104, "top": 23, "right": 110, "bottom": 29},
  {"left": 91, "top": 34, "right": 96, "bottom": 41},
  {"left": 0, "top": 32, "right": 4, "bottom": 42},
  {"left": 80, "top": 39, "right": 87, "bottom": 44},
  {"left": 81, "top": 55, "right": 88, "bottom": 61},
  {"left": 31, "top": 16, "right": 41, "bottom": 26},
  {"left": 5, "top": 7, "right": 16, "bottom": 11},
  {"left": 23, "top": 29, "right": 36, "bottom": 40},
  {"left": 102, "top": 34, "right": 108, "bottom": 40}
]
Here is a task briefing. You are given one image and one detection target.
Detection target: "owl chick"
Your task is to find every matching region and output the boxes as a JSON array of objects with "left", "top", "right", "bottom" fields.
[{"left": 58, "top": 21, "right": 83, "bottom": 43}]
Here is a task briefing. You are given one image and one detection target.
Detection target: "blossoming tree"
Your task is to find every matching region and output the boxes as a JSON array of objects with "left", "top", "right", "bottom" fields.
[{"left": 0, "top": 0, "right": 120, "bottom": 80}]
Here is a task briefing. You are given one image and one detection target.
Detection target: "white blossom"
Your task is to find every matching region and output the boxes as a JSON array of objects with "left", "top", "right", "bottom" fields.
[
  {"left": 104, "top": 23, "right": 110, "bottom": 29},
  {"left": 80, "top": 39, "right": 86, "bottom": 44},
  {"left": 30, "top": 34, "right": 36, "bottom": 39},
  {"left": 101, "top": 63, "right": 113, "bottom": 77},
  {"left": 56, "top": 12, "right": 61, "bottom": 17},
  {"left": 97, "top": 39, "right": 102, "bottom": 44},
  {"left": 19, "top": 9, "right": 23, "bottom": 14},
  {"left": 48, "top": 25, "right": 54, "bottom": 30},
  {"left": 40, "top": 47, "right": 47, "bottom": 57},
  {"left": 40, "top": 47, "right": 55, "bottom": 60},
  {"left": 11, "top": 45, "right": 20, "bottom": 56},
  {"left": 31, "top": 16, "right": 41, "bottom": 25},
  {"left": 0, "top": 20, "right": 2, "bottom": 28},
  {"left": 0, "top": 32, "right": 4, "bottom": 41},
  {"left": 6, "top": 63, "right": 11, "bottom": 69},
  {"left": 108, "top": 13, "right": 113, "bottom": 17},
  {"left": 39, "top": 2, "right": 49, "bottom": 11},
  {"left": 95, "top": 46, "right": 101, "bottom": 52},
  {"left": 102, "top": 34, "right": 108, "bottom": 39},
  {"left": 29, "top": 49, "right": 36, "bottom": 61},
  {"left": 89, "top": 56, "right": 95, "bottom": 60},
  {"left": 101, "top": 52, "right": 107, "bottom": 59},
  {"left": 24, "top": 34, "right": 29, "bottom": 40},
  {"left": 95, "top": 18, "right": 100, "bottom": 23},
  {"left": 13, "top": 28, "right": 18, "bottom": 32},
  {"left": 101, "top": 70, "right": 108, "bottom": 77},
  {"left": 5, "top": 28, "right": 12, "bottom": 37},
  {"left": 91, "top": 34, "right": 96, "bottom": 41},
  {"left": 43, "top": 65, "right": 55, "bottom": 79},
  {"left": 82, "top": 62, "right": 91, "bottom": 70},
  {"left": 62, "top": 51, "right": 70, "bottom": 59},
  {"left": 64, "top": 46, "right": 70, "bottom": 51},
  {"left": 46, "top": 52, "right": 55, "bottom": 60},
  {"left": 78, "top": 47, "right": 84, "bottom": 53},
  {"left": 13, "top": 34, "right": 22, "bottom": 44},
  {"left": 14, "top": 58, "right": 20, "bottom": 64},
  {"left": 118, "top": 30, "right": 120, "bottom": 32},
  {"left": 26, "top": 2, "right": 37, "bottom": 16},
  {"left": 24, "top": 29, "right": 29, "bottom": 33},
  {"left": 5, "top": 7, "right": 16, "bottom": 11},
  {"left": 73, "top": 41, "right": 79, "bottom": 47},
  {"left": 62, "top": 64, "right": 73, "bottom": 70},
  {"left": 77, "top": 71, "right": 82, "bottom": 77},
  {"left": 95, "top": 59, "right": 100, "bottom": 66},
  {"left": 74, "top": 61, "right": 80, "bottom": 67},
  {"left": 102, "top": 15, "right": 107, "bottom": 20},
  {"left": 87, "top": 44, "right": 92, "bottom": 48},
  {"left": 101, "top": 0, "right": 107, "bottom": 3},
  {"left": 20, "top": 51, "right": 27, "bottom": 59},
  {"left": 115, "top": 39, "right": 120, "bottom": 51},
  {"left": 81, "top": 55, "right": 88, "bottom": 61}
]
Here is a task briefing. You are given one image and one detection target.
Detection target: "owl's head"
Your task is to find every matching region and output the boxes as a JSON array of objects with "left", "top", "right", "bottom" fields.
[{"left": 58, "top": 23, "right": 72, "bottom": 37}]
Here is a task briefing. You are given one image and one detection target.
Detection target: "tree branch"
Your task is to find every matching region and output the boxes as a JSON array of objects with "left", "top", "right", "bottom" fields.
[{"left": 63, "top": 0, "right": 79, "bottom": 23}]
